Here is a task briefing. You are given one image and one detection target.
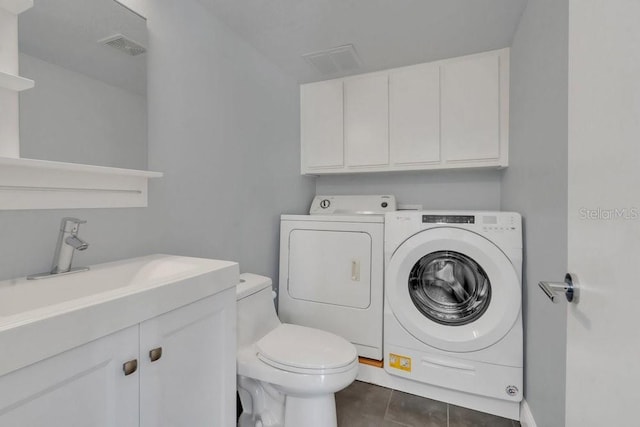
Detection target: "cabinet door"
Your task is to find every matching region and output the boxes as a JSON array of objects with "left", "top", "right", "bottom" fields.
[
  {"left": 0, "top": 326, "right": 139, "bottom": 427},
  {"left": 441, "top": 53, "right": 502, "bottom": 163},
  {"left": 140, "top": 289, "right": 236, "bottom": 427},
  {"left": 301, "top": 80, "right": 344, "bottom": 171},
  {"left": 344, "top": 73, "right": 389, "bottom": 167},
  {"left": 389, "top": 64, "right": 440, "bottom": 165}
]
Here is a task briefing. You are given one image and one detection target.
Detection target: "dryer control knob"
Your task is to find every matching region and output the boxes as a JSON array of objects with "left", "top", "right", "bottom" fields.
[{"left": 506, "top": 385, "right": 519, "bottom": 397}]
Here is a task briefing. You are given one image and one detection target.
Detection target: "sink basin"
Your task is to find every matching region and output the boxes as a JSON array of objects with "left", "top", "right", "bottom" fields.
[
  {"left": 0, "top": 254, "right": 238, "bottom": 377},
  {"left": 0, "top": 255, "right": 228, "bottom": 317}
]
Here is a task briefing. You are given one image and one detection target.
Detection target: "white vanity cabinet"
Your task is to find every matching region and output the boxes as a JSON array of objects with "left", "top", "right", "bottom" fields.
[
  {"left": 300, "top": 48, "right": 509, "bottom": 175},
  {"left": 0, "top": 290, "right": 235, "bottom": 427},
  {"left": 140, "top": 290, "right": 236, "bottom": 427},
  {"left": 0, "top": 255, "right": 239, "bottom": 427},
  {"left": 0, "top": 325, "right": 140, "bottom": 427}
]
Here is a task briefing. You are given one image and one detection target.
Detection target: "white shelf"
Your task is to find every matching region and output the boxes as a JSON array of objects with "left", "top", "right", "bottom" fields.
[
  {"left": 0, "top": 71, "right": 34, "bottom": 92},
  {"left": 0, "top": 157, "right": 163, "bottom": 177},
  {"left": 0, "top": 0, "right": 33, "bottom": 14},
  {"left": 0, "top": 157, "right": 163, "bottom": 210}
]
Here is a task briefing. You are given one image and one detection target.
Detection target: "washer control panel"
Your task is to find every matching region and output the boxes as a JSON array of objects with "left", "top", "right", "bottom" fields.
[
  {"left": 422, "top": 215, "right": 475, "bottom": 224},
  {"left": 420, "top": 213, "right": 519, "bottom": 231},
  {"left": 385, "top": 210, "right": 522, "bottom": 253},
  {"left": 479, "top": 213, "right": 519, "bottom": 232}
]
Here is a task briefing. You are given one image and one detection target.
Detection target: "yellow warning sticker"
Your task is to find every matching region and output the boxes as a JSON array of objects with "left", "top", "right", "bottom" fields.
[{"left": 389, "top": 353, "right": 411, "bottom": 372}]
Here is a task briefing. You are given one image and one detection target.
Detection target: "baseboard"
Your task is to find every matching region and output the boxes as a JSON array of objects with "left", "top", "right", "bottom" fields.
[{"left": 520, "top": 399, "right": 537, "bottom": 427}]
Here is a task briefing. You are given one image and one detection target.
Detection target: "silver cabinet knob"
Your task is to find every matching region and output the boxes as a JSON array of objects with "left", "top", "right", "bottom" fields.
[
  {"left": 149, "top": 347, "right": 163, "bottom": 362},
  {"left": 123, "top": 359, "right": 138, "bottom": 376},
  {"left": 539, "top": 273, "right": 579, "bottom": 304}
]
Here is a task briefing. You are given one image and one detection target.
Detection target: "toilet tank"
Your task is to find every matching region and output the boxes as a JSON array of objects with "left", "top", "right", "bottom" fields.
[{"left": 237, "top": 273, "right": 280, "bottom": 349}]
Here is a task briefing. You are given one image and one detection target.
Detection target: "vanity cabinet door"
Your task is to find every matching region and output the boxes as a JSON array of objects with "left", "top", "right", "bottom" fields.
[
  {"left": 139, "top": 289, "right": 237, "bottom": 427},
  {"left": 0, "top": 325, "right": 139, "bottom": 427}
]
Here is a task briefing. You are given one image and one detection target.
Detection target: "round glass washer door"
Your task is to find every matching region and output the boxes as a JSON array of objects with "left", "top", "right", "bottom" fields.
[
  {"left": 386, "top": 227, "right": 521, "bottom": 353},
  {"left": 408, "top": 250, "right": 492, "bottom": 326}
]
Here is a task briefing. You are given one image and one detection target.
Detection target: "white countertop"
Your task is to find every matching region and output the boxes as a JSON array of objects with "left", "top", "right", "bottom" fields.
[{"left": 0, "top": 254, "right": 239, "bottom": 377}]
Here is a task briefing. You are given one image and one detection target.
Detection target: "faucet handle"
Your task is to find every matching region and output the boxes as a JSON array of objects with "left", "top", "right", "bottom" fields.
[{"left": 60, "top": 217, "right": 87, "bottom": 232}]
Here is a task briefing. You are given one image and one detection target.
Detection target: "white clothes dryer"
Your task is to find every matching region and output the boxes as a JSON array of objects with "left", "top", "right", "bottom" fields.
[
  {"left": 279, "top": 195, "right": 396, "bottom": 360},
  {"left": 384, "top": 211, "right": 523, "bottom": 416}
]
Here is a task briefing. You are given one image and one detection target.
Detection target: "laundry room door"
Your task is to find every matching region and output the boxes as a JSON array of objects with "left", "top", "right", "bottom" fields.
[{"left": 565, "top": 1, "right": 640, "bottom": 425}]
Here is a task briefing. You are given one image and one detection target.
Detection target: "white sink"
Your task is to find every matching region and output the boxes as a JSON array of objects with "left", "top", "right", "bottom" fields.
[
  {"left": 0, "top": 254, "right": 238, "bottom": 377},
  {"left": 0, "top": 255, "right": 229, "bottom": 317}
]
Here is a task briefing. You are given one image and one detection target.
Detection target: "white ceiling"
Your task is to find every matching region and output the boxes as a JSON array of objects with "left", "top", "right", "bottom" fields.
[
  {"left": 198, "top": 0, "right": 528, "bottom": 83},
  {"left": 19, "top": 0, "right": 147, "bottom": 95}
]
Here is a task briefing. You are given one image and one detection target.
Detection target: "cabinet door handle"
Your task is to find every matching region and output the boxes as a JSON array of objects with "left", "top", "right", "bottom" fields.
[
  {"left": 123, "top": 359, "right": 138, "bottom": 376},
  {"left": 149, "top": 347, "right": 163, "bottom": 362}
]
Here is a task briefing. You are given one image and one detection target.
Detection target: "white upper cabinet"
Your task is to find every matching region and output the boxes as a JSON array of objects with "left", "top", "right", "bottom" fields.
[
  {"left": 300, "top": 48, "right": 509, "bottom": 175},
  {"left": 389, "top": 63, "right": 441, "bottom": 166},
  {"left": 441, "top": 52, "right": 507, "bottom": 164},
  {"left": 301, "top": 79, "right": 344, "bottom": 170},
  {"left": 344, "top": 73, "right": 389, "bottom": 167}
]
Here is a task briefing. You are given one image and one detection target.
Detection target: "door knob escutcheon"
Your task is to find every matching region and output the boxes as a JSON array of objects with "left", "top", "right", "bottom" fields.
[{"left": 539, "top": 273, "right": 579, "bottom": 304}]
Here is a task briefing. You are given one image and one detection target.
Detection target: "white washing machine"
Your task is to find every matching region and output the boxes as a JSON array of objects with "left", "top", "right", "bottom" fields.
[
  {"left": 384, "top": 211, "right": 523, "bottom": 417},
  {"left": 279, "top": 195, "right": 396, "bottom": 360}
]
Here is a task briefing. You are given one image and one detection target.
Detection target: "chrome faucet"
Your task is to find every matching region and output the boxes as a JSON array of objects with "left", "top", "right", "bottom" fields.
[
  {"left": 51, "top": 218, "right": 89, "bottom": 273},
  {"left": 28, "top": 218, "right": 90, "bottom": 280}
]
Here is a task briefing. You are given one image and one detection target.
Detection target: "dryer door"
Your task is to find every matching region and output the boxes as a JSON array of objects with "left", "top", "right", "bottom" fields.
[
  {"left": 386, "top": 227, "right": 521, "bottom": 353},
  {"left": 288, "top": 229, "right": 372, "bottom": 308}
]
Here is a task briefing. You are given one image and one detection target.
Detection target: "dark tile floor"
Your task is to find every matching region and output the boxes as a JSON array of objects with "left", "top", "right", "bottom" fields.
[{"left": 336, "top": 381, "right": 521, "bottom": 427}]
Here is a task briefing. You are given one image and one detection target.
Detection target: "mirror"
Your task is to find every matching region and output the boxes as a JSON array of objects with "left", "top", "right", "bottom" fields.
[{"left": 18, "top": 0, "right": 148, "bottom": 170}]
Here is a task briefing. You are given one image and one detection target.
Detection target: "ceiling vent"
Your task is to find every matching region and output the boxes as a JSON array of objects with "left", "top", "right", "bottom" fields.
[
  {"left": 302, "top": 44, "right": 361, "bottom": 76},
  {"left": 99, "top": 34, "right": 146, "bottom": 56}
]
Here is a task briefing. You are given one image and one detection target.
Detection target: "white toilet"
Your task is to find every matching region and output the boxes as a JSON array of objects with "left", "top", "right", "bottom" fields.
[{"left": 236, "top": 273, "right": 358, "bottom": 427}]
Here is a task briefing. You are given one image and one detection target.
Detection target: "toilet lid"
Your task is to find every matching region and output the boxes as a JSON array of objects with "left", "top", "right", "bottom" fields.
[{"left": 256, "top": 324, "right": 357, "bottom": 372}]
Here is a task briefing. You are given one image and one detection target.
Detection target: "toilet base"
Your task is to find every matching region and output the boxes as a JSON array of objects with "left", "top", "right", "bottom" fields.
[
  {"left": 284, "top": 394, "right": 337, "bottom": 427},
  {"left": 238, "top": 375, "right": 340, "bottom": 427},
  {"left": 238, "top": 376, "right": 284, "bottom": 427}
]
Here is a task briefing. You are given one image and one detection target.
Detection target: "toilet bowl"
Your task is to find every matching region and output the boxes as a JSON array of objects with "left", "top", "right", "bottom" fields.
[{"left": 237, "top": 273, "right": 358, "bottom": 427}]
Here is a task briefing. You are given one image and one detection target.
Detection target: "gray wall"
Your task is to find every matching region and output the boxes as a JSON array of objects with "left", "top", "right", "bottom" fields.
[
  {"left": 501, "top": 1, "right": 569, "bottom": 426},
  {"left": 316, "top": 170, "right": 502, "bottom": 211},
  {"left": 0, "top": 0, "right": 313, "bottom": 291},
  {"left": 0, "top": 208, "right": 158, "bottom": 281},
  {"left": 19, "top": 53, "right": 147, "bottom": 170},
  {"left": 142, "top": 0, "right": 314, "bottom": 289}
]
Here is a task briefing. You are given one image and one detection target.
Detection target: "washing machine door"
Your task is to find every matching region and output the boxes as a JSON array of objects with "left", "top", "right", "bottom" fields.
[{"left": 386, "top": 227, "right": 521, "bottom": 353}]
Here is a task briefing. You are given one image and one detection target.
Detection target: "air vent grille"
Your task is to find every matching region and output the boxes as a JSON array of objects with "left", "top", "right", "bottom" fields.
[
  {"left": 99, "top": 34, "right": 146, "bottom": 56},
  {"left": 303, "top": 44, "right": 361, "bottom": 76}
]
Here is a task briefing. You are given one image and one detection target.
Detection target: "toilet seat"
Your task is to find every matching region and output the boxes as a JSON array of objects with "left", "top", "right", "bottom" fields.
[{"left": 256, "top": 324, "right": 357, "bottom": 375}]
